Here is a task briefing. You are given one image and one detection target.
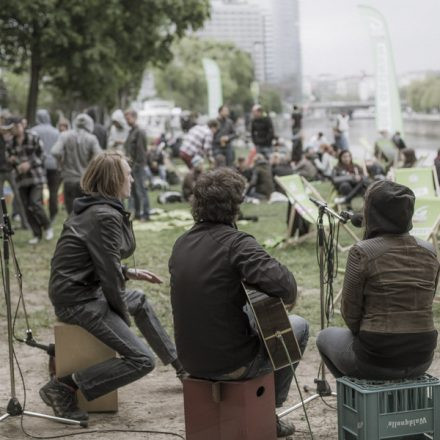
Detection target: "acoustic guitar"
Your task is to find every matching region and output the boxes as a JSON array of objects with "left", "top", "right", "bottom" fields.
[{"left": 242, "top": 284, "right": 302, "bottom": 371}]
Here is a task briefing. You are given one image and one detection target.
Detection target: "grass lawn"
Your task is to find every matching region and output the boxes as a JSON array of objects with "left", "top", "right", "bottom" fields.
[{"left": 2, "top": 186, "right": 440, "bottom": 343}]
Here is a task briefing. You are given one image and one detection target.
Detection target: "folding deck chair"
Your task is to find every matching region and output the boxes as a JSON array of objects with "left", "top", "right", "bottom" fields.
[
  {"left": 393, "top": 166, "right": 440, "bottom": 198},
  {"left": 274, "top": 174, "right": 360, "bottom": 250}
]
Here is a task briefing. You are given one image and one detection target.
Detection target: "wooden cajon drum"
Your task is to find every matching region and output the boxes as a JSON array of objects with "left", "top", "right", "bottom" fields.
[
  {"left": 183, "top": 372, "right": 276, "bottom": 440},
  {"left": 54, "top": 322, "right": 118, "bottom": 412}
]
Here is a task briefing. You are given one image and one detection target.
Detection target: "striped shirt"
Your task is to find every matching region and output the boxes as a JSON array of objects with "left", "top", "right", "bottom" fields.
[{"left": 180, "top": 125, "right": 213, "bottom": 158}]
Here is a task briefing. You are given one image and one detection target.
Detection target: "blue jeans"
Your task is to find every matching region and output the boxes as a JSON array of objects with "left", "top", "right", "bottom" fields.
[
  {"left": 203, "top": 314, "right": 309, "bottom": 407},
  {"left": 316, "top": 327, "right": 432, "bottom": 380},
  {"left": 131, "top": 164, "right": 150, "bottom": 219},
  {"left": 55, "top": 290, "right": 177, "bottom": 401}
]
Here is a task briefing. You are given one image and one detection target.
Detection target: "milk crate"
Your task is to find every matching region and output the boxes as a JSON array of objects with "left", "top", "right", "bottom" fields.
[{"left": 337, "top": 374, "right": 440, "bottom": 439}]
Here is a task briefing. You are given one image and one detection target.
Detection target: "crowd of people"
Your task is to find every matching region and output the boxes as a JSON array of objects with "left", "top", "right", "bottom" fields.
[
  {"left": 2, "top": 103, "right": 437, "bottom": 243},
  {"left": 0, "top": 107, "right": 164, "bottom": 244}
]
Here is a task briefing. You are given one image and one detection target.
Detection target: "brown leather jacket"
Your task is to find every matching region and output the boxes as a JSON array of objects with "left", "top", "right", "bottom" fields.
[{"left": 341, "top": 180, "right": 439, "bottom": 368}]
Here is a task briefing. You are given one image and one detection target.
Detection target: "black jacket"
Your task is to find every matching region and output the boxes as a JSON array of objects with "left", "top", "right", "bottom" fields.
[
  {"left": 124, "top": 125, "right": 147, "bottom": 166},
  {"left": 49, "top": 196, "right": 134, "bottom": 325},
  {"left": 251, "top": 116, "right": 274, "bottom": 147},
  {"left": 212, "top": 116, "right": 236, "bottom": 151},
  {"left": 169, "top": 222, "right": 296, "bottom": 376}
]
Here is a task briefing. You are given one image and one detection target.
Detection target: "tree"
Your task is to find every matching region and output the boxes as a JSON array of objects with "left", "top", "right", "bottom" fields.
[
  {"left": 405, "top": 75, "right": 440, "bottom": 113},
  {"left": 153, "top": 37, "right": 255, "bottom": 115},
  {"left": 0, "top": 0, "right": 210, "bottom": 124}
]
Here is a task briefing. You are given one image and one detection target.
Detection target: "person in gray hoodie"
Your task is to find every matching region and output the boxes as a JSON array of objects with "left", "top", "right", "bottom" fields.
[
  {"left": 32, "top": 109, "right": 60, "bottom": 222},
  {"left": 107, "top": 109, "right": 129, "bottom": 152},
  {"left": 52, "top": 114, "right": 102, "bottom": 214}
]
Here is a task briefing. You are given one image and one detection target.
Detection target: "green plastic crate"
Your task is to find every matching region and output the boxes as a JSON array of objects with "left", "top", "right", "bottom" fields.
[{"left": 337, "top": 374, "right": 440, "bottom": 439}]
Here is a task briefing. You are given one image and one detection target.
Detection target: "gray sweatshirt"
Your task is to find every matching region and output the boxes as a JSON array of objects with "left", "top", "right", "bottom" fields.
[{"left": 51, "top": 113, "right": 102, "bottom": 182}]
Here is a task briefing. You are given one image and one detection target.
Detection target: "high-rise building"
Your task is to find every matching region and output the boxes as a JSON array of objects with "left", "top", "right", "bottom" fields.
[
  {"left": 197, "top": 1, "right": 267, "bottom": 82},
  {"left": 197, "top": 0, "right": 302, "bottom": 99}
]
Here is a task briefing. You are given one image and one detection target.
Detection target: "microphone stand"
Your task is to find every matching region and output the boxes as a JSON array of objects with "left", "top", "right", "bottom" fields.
[
  {"left": 0, "top": 198, "right": 86, "bottom": 427},
  {"left": 278, "top": 198, "right": 344, "bottom": 418}
]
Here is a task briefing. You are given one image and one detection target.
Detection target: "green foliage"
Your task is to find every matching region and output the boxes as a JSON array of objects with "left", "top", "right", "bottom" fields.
[
  {"left": 153, "top": 37, "right": 255, "bottom": 115},
  {"left": 405, "top": 75, "right": 440, "bottom": 112},
  {"left": 0, "top": 0, "right": 210, "bottom": 117},
  {"left": 259, "top": 84, "right": 283, "bottom": 113}
]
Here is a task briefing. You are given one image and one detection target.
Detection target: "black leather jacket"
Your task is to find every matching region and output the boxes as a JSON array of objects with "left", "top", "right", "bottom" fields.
[{"left": 49, "top": 196, "right": 135, "bottom": 324}]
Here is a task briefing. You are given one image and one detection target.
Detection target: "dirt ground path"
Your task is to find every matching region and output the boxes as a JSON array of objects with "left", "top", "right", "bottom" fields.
[{"left": 1, "top": 324, "right": 439, "bottom": 440}]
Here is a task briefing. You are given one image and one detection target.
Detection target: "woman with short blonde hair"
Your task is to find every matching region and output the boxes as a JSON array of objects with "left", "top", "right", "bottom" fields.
[{"left": 39, "top": 152, "right": 183, "bottom": 421}]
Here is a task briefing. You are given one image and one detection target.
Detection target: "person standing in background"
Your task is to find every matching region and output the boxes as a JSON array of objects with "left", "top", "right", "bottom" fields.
[
  {"left": 52, "top": 113, "right": 102, "bottom": 215},
  {"left": 212, "top": 105, "right": 237, "bottom": 167},
  {"left": 7, "top": 117, "right": 52, "bottom": 244},
  {"left": 250, "top": 105, "right": 274, "bottom": 159},
  {"left": 124, "top": 109, "right": 150, "bottom": 221},
  {"left": 32, "top": 109, "right": 61, "bottom": 223},
  {"left": 107, "top": 109, "right": 130, "bottom": 152}
]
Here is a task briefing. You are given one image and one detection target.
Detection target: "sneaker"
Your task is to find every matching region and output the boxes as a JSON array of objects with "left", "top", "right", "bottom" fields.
[
  {"left": 334, "top": 196, "right": 346, "bottom": 205},
  {"left": 28, "top": 237, "right": 40, "bottom": 245},
  {"left": 45, "top": 227, "right": 54, "bottom": 241},
  {"left": 276, "top": 416, "right": 295, "bottom": 437},
  {"left": 39, "top": 378, "right": 88, "bottom": 421}
]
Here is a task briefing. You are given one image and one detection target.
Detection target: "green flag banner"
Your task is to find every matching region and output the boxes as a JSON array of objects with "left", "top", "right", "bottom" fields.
[
  {"left": 358, "top": 5, "right": 403, "bottom": 136},
  {"left": 202, "top": 58, "right": 223, "bottom": 118}
]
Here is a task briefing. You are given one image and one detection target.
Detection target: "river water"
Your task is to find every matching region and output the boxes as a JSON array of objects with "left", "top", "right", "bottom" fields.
[{"left": 276, "top": 115, "right": 439, "bottom": 165}]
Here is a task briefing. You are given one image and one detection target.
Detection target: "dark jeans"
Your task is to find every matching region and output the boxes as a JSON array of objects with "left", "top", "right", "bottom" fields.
[
  {"left": 316, "top": 327, "right": 432, "bottom": 380},
  {"left": 203, "top": 314, "right": 309, "bottom": 407},
  {"left": 46, "top": 169, "right": 62, "bottom": 221},
  {"left": 55, "top": 289, "right": 177, "bottom": 401},
  {"left": 64, "top": 181, "right": 84, "bottom": 215},
  {"left": 131, "top": 164, "right": 150, "bottom": 219},
  {"left": 0, "top": 170, "right": 28, "bottom": 228},
  {"left": 18, "top": 184, "right": 50, "bottom": 238},
  {"left": 337, "top": 178, "right": 369, "bottom": 203}
]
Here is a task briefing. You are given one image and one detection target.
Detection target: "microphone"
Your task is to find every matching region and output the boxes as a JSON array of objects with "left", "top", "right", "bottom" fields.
[
  {"left": 309, "top": 197, "right": 327, "bottom": 209},
  {"left": 340, "top": 210, "right": 363, "bottom": 228}
]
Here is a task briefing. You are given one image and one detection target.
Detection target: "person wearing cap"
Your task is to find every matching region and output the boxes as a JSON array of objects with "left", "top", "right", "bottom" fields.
[
  {"left": 179, "top": 120, "right": 219, "bottom": 169},
  {"left": 316, "top": 180, "right": 439, "bottom": 380},
  {"left": 250, "top": 105, "right": 274, "bottom": 159},
  {"left": 7, "top": 117, "right": 53, "bottom": 244},
  {"left": 182, "top": 155, "right": 204, "bottom": 201}
]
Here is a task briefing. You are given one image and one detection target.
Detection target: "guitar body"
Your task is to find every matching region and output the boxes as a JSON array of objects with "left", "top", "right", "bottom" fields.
[{"left": 243, "top": 285, "right": 302, "bottom": 371}]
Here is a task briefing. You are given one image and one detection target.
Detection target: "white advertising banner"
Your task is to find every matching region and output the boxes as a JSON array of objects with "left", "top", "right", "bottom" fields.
[
  {"left": 202, "top": 58, "right": 223, "bottom": 118},
  {"left": 358, "top": 5, "right": 404, "bottom": 136}
]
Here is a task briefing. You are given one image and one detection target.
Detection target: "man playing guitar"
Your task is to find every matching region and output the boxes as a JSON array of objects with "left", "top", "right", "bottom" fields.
[{"left": 169, "top": 167, "right": 309, "bottom": 438}]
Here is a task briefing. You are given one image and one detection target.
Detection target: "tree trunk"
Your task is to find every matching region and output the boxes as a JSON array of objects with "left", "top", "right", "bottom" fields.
[{"left": 26, "top": 31, "right": 41, "bottom": 126}]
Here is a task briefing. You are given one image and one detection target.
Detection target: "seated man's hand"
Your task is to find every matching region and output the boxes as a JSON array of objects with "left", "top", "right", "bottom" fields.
[{"left": 127, "top": 268, "right": 163, "bottom": 284}]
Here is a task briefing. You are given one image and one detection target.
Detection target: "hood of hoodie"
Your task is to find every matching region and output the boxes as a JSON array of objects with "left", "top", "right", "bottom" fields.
[
  {"left": 73, "top": 195, "right": 125, "bottom": 215},
  {"left": 36, "top": 109, "right": 52, "bottom": 125},
  {"left": 111, "top": 109, "right": 127, "bottom": 128},
  {"left": 73, "top": 113, "right": 94, "bottom": 133},
  {"left": 363, "top": 180, "right": 415, "bottom": 239}
]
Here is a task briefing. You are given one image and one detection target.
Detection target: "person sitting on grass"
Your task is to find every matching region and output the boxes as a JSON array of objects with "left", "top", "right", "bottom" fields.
[
  {"left": 39, "top": 152, "right": 184, "bottom": 421},
  {"left": 317, "top": 180, "right": 439, "bottom": 380}
]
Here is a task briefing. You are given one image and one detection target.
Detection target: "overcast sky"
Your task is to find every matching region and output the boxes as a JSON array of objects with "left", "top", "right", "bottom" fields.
[{"left": 299, "top": 0, "right": 440, "bottom": 77}]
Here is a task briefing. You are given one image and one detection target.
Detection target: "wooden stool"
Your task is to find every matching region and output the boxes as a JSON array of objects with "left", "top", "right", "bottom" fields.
[
  {"left": 183, "top": 372, "right": 276, "bottom": 440},
  {"left": 54, "top": 322, "right": 118, "bottom": 412}
]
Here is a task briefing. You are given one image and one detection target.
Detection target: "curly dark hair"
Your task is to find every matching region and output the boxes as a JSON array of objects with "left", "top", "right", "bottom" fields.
[{"left": 191, "top": 168, "right": 246, "bottom": 224}]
